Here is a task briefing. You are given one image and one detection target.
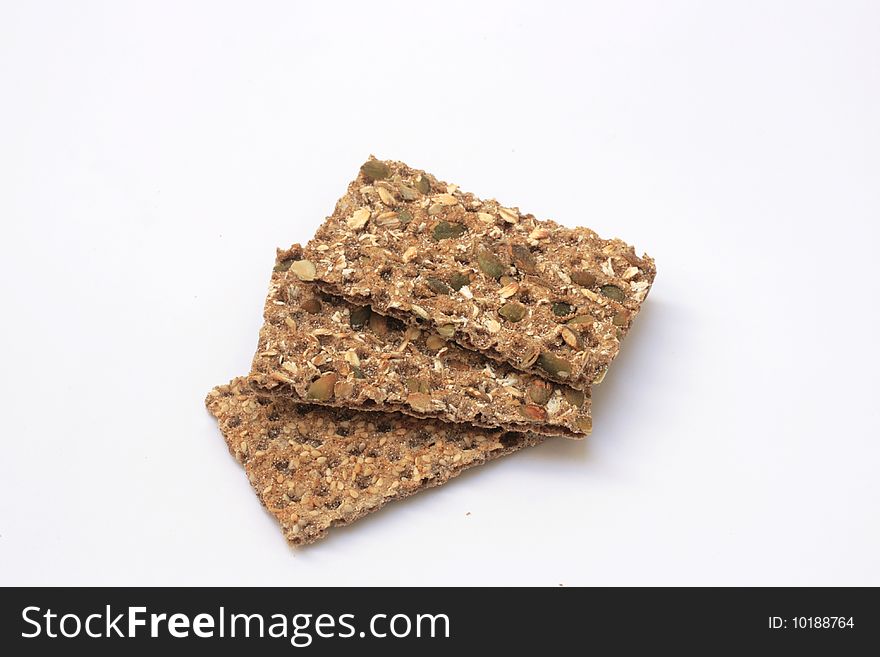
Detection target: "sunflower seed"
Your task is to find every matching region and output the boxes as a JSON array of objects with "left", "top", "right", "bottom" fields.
[
  {"left": 485, "top": 319, "right": 501, "bottom": 333},
  {"left": 402, "top": 246, "right": 419, "bottom": 263},
  {"left": 529, "top": 227, "right": 550, "bottom": 240},
  {"left": 334, "top": 380, "right": 354, "bottom": 398},
  {"left": 346, "top": 208, "right": 371, "bottom": 230},
  {"left": 499, "top": 281, "right": 520, "bottom": 298},
  {"left": 435, "top": 193, "right": 458, "bottom": 205},
  {"left": 567, "top": 314, "right": 594, "bottom": 326},
  {"left": 560, "top": 326, "right": 579, "bottom": 348},
  {"left": 498, "top": 207, "right": 519, "bottom": 224},
  {"left": 377, "top": 187, "right": 396, "bottom": 207}
]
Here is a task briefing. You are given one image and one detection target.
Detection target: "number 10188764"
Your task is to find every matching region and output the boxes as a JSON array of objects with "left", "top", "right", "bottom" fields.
[{"left": 769, "top": 617, "right": 854, "bottom": 630}]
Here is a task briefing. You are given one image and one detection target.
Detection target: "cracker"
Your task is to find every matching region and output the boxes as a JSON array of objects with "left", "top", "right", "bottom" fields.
[
  {"left": 206, "top": 378, "right": 542, "bottom": 545},
  {"left": 251, "top": 246, "right": 592, "bottom": 438},
  {"left": 298, "top": 156, "right": 656, "bottom": 390}
]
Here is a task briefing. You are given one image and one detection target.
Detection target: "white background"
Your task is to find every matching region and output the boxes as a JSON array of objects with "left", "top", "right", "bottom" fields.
[{"left": 1, "top": 0, "right": 878, "bottom": 586}]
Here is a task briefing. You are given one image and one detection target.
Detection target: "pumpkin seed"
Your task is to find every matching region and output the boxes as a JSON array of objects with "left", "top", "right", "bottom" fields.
[
  {"left": 349, "top": 306, "right": 371, "bottom": 329},
  {"left": 498, "top": 302, "right": 527, "bottom": 323},
  {"left": 360, "top": 159, "right": 389, "bottom": 182},
  {"left": 509, "top": 244, "right": 537, "bottom": 274},
  {"left": 426, "top": 277, "right": 452, "bottom": 295},
  {"left": 415, "top": 175, "right": 431, "bottom": 194},
  {"left": 537, "top": 352, "right": 572, "bottom": 379},
  {"left": 449, "top": 272, "right": 470, "bottom": 291},
  {"left": 477, "top": 249, "right": 506, "bottom": 279},
  {"left": 552, "top": 302, "right": 574, "bottom": 317},
  {"left": 306, "top": 373, "right": 337, "bottom": 400},
  {"left": 433, "top": 221, "right": 467, "bottom": 240},
  {"left": 527, "top": 379, "right": 553, "bottom": 405},
  {"left": 563, "top": 387, "right": 585, "bottom": 408},
  {"left": 398, "top": 184, "right": 419, "bottom": 201},
  {"left": 600, "top": 285, "right": 626, "bottom": 302},
  {"left": 570, "top": 270, "right": 596, "bottom": 287}
]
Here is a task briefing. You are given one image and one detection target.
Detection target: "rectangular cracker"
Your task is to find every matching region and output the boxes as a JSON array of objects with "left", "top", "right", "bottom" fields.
[
  {"left": 206, "top": 378, "right": 542, "bottom": 546},
  {"left": 251, "top": 246, "right": 592, "bottom": 438},
  {"left": 298, "top": 156, "right": 657, "bottom": 390}
]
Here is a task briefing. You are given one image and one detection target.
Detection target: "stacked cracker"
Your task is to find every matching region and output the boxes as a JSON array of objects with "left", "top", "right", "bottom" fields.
[{"left": 207, "top": 157, "right": 656, "bottom": 545}]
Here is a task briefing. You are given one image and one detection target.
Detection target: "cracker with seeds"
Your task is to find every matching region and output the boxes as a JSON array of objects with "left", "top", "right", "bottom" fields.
[
  {"left": 206, "top": 378, "right": 542, "bottom": 546},
  {"left": 297, "top": 157, "right": 656, "bottom": 390},
  {"left": 252, "top": 246, "right": 592, "bottom": 438}
]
